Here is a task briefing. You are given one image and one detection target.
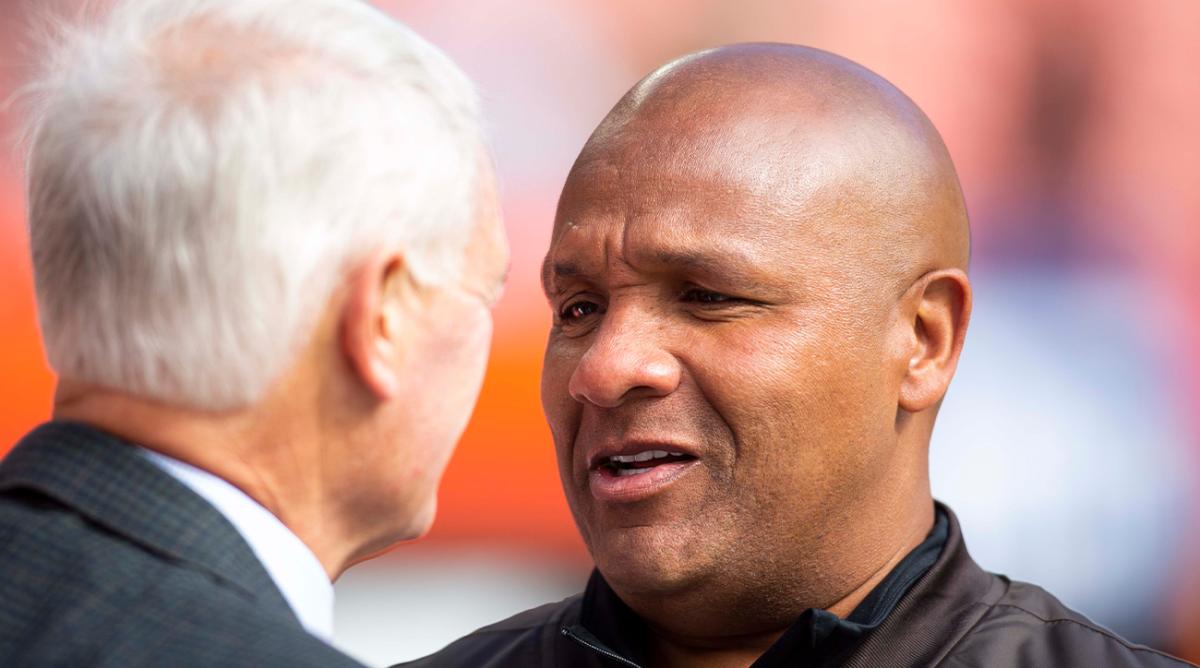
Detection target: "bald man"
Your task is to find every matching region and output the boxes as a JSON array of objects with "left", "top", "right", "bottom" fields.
[{"left": 401, "top": 44, "right": 1193, "bottom": 668}]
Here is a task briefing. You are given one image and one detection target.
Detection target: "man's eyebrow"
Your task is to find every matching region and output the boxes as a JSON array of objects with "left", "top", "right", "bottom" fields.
[
  {"left": 541, "top": 248, "right": 784, "bottom": 297},
  {"left": 654, "top": 249, "right": 725, "bottom": 273},
  {"left": 541, "top": 259, "right": 583, "bottom": 297},
  {"left": 651, "top": 249, "right": 778, "bottom": 291}
]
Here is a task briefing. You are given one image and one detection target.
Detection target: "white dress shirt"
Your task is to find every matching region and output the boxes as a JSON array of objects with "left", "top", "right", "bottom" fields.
[{"left": 140, "top": 449, "right": 335, "bottom": 642}]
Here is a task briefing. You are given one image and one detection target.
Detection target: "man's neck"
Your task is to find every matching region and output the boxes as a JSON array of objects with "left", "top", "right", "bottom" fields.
[
  {"left": 634, "top": 497, "right": 936, "bottom": 668},
  {"left": 52, "top": 383, "right": 349, "bottom": 579}
]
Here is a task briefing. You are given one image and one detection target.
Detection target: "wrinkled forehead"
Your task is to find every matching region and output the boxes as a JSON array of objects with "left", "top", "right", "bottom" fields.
[
  {"left": 566, "top": 107, "right": 842, "bottom": 205},
  {"left": 543, "top": 168, "right": 831, "bottom": 301},
  {"left": 546, "top": 123, "right": 872, "bottom": 287},
  {"left": 555, "top": 93, "right": 928, "bottom": 232},
  {"left": 546, "top": 87, "right": 954, "bottom": 294}
]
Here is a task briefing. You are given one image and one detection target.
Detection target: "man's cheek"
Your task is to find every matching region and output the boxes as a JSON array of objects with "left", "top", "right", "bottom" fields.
[
  {"left": 542, "top": 388, "right": 580, "bottom": 464},
  {"left": 540, "top": 346, "right": 572, "bottom": 406}
]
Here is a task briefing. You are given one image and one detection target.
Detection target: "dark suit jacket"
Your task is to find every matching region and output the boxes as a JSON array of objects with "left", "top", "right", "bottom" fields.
[{"left": 0, "top": 421, "right": 366, "bottom": 667}]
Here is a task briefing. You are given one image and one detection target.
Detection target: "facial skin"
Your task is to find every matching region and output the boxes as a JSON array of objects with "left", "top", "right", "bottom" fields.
[{"left": 541, "top": 44, "right": 970, "bottom": 666}]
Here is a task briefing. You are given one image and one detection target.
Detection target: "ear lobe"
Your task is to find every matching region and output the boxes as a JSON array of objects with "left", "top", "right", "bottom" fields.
[
  {"left": 340, "top": 251, "right": 413, "bottom": 400},
  {"left": 898, "top": 269, "right": 972, "bottom": 413}
]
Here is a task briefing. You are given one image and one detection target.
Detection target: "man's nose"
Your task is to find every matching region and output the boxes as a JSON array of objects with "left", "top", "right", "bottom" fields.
[{"left": 567, "top": 311, "right": 681, "bottom": 408}]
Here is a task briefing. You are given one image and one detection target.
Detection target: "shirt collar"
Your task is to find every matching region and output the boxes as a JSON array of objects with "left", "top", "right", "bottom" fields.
[
  {"left": 140, "top": 448, "right": 335, "bottom": 643},
  {"left": 753, "top": 508, "right": 950, "bottom": 665},
  {"left": 567, "top": 507, "right": 950, "bottom": 668}
]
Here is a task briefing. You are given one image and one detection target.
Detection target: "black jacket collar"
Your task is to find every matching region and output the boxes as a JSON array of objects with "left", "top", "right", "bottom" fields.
[{"left": 564, "top": 505, "right": 953, "bottom": 668}]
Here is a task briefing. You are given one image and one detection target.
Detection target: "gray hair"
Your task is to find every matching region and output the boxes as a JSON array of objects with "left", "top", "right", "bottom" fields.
[{"left": 20, "top": 0, "right": 484, "bottom": 410}]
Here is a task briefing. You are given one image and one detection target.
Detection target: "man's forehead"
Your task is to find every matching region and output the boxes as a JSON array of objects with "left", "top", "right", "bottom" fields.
[
  {"left": 541, "top": 211, "right": 795, "bottom": 295},
  {"left": 556, "top": 121, "right": 858, "bottom": 254},
  {"left": 542, "top": 110, "right": 934, "bottom": 299},
  {"left": 567, "top": 121, "right": 812, "bottom": 194}
]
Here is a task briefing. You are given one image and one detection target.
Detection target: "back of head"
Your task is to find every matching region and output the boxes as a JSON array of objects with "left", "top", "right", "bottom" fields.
[{"left": 20, "top": 0, "right": 483, "bottom": 409}]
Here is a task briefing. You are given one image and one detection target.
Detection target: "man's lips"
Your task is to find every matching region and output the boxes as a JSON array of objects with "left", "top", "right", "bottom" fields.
[
  {"left": 584, "top": 442, "right": 700, "bottom": 503},
  {"left": 586, "top": 441, "right": 700, "bottom": 469}
]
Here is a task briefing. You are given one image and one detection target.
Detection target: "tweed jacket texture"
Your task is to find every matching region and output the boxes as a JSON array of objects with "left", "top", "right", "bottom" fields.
[{"left": 0, "top": 421, "right": 365, "bottom": 667}]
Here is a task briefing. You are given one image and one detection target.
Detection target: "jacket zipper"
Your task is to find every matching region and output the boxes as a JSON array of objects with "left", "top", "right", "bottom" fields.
[{"left": 560, "top": 626, "right": 643, "bottom": 668}]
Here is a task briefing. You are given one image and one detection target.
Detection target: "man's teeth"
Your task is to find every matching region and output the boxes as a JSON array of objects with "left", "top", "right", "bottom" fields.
[
  {"left": 608, "top": 450, "right": 684, "bottom": 464},
  {"left": 615, "top": 468, "right": 651, "bottom": 477}
]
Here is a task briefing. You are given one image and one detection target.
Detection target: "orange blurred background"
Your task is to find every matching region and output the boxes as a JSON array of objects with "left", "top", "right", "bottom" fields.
[{"left": 2, "top": 0, "right": 1198, "bottom": 664}]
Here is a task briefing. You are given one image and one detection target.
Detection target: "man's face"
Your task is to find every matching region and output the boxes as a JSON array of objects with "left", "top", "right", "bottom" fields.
[{"left": 540, "top": 134, "right": 906, "bottom": 601}]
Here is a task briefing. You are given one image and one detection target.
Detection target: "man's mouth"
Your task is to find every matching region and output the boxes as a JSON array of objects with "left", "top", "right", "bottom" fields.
[
  {"left": 596, "top": 450, "right": 696, "bottom": 477},
  {"left": 586, "top": 446, "right": 700, "bottom": 502}
]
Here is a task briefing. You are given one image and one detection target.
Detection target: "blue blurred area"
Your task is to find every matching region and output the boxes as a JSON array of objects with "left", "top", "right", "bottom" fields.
[{"left": 932, "top": 268, "right": 1194, "bottom": 644}]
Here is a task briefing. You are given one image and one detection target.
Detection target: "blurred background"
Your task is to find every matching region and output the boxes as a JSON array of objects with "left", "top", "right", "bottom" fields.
[{"left": 1, "top": 0, "right": 1198, "bottom": 664}]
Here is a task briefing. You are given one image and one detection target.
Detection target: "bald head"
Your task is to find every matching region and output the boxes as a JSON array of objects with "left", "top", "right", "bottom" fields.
[
  {"left": 542, "top": 44, "right": 975, "bottom": 643},
  {"left": 560, "top": 43, "right": 969, "bottom": 293}
]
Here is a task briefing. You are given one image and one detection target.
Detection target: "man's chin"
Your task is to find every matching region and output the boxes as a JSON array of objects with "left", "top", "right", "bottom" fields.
[
  {"left": 590, "top": 525, "right": 709, "bottom": 596},
  {"left": 348, "top": 497, "right": 436, "bottom": 567},
  {"left": 403, "top": 497, "right": 437, "bottom": 540}
]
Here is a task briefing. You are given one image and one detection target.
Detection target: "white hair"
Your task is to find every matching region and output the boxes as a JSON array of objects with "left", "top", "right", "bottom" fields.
[{"left": 20, "top": 0, "right": 484, "bottom": 410}]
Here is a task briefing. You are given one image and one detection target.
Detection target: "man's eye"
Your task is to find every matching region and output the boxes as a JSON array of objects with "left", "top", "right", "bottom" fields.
[
  {"left": 681, "top": 288, "right": 734, "bottom": 304},
  {"left": 560, "top": 300, "right": 600, "bottom": 321}
]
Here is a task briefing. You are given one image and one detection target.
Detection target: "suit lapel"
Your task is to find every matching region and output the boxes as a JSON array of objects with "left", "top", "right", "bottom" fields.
[{"left": 0, "top": 421, "right": 298, "bottom": 625}]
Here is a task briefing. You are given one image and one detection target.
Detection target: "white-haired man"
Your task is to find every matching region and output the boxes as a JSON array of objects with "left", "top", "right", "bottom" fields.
[{"left": 0, "top": 1, "right": 507, "bottom": 666}]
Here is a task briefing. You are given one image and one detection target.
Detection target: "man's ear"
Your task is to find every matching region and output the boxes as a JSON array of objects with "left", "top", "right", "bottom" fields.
[
  {"left": 898, "top": 268, "right": 972, "bottom": 413},
  {"left": 339, "top": 250, "right": 417, "bottom": 400}
]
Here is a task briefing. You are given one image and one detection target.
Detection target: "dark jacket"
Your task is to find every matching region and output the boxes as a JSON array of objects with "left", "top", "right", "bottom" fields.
[
  {"left": 400, "top": 503, "right": 1193, "bottom": 667},
  {"left": 0, "top": 422, "right": 365, "bottom": 668}
]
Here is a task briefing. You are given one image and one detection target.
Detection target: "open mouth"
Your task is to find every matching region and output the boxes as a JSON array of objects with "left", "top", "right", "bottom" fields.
[
  {"left": 595, "top": 450, "right": 697, "bottom": 477},
  {"left": 587, "top": 445, "right": 701, "bottom": 501}
]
